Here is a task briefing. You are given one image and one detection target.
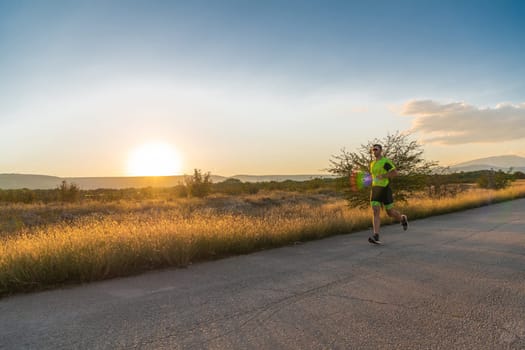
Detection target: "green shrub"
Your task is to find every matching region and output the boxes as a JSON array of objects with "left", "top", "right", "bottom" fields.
[
  {"left": 185, "top": 169, "right": 212, "bottom": 198},
  {"left": 477, "top": 170, "right": 512, "bottom": 189}
]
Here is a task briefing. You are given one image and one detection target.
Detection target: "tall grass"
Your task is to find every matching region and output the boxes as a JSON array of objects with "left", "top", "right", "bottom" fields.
[{"left": 1, "top": 181, "right": 524, "bottom": 297}]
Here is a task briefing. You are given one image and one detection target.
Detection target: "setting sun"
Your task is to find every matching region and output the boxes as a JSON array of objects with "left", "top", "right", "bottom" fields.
[{"left": 127, "top": 142, "right": 183, "bottom": 176}]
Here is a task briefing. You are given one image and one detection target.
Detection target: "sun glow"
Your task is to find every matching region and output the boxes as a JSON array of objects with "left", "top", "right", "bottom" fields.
[{"left": 127, "top": 142, "right": 183, "bottom": 176}]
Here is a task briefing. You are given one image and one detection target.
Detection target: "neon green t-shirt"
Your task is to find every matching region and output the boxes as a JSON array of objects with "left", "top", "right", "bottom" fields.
[{"left": 370, "top": 157, "right": 395, "bottom": 187}]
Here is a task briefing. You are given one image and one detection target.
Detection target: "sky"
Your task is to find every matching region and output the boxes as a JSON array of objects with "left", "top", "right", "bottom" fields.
[{"left": 1, "top": 0, "right": 524, "bottom": 177}]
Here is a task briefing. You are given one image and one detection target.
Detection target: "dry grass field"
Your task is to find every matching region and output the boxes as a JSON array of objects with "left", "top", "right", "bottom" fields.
[{"left": 1, "top": 180, "right": 524, "bottom": 297}]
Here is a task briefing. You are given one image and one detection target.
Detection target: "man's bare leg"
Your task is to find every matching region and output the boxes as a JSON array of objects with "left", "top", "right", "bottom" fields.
[
  {"left": 386, "top": 208, "right": 402, "bottom": 221},
  {"left": 368, "top": 205, "right": 383, "bottom": 244},
  {"left": 372, "top": 205, "right": 381, "bottom": 234}
]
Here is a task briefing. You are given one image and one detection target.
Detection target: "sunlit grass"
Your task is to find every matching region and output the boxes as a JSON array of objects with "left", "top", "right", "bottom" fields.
[
  {"left": 400, "top": 179, "right": 525, "bottom": 221},
  {"left": 1, "top": 181, "right": 524, "bottom": 297}
]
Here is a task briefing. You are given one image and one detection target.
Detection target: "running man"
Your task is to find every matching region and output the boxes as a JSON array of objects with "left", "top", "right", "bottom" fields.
[{"left": 368, "top": 144, "right": 408, "bottom": 244}]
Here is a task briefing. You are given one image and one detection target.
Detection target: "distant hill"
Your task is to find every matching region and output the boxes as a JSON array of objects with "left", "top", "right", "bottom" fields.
[
  {"left": 0, "top": 173, "right": 335, "bottom": 190},
  {"left": 450, "top": 155, "right": 525, "bottom": 173},
  {"left": 0, "top": 174, "right": 63, "bottom": 189}
]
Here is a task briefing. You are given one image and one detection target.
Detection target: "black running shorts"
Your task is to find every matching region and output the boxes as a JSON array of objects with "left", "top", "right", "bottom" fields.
[{"left": 370, "top": 185, "right": 394, "bottom": 207}]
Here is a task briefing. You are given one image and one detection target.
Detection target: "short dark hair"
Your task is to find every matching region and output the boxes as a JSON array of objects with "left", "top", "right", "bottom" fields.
[{"left": 372, "top": 144, "right": 382, "bottom": 150}]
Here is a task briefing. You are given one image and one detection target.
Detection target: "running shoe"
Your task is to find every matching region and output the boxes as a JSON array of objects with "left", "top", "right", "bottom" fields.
[
  {"left": 401, "top": 215, "right": 408, "bottom": 231},
  {"left": 368, "top": 233, "right": 381, "bottom": 244}
]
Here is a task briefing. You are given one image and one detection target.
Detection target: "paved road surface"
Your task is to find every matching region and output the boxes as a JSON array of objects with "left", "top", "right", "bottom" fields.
[{"left": 1, "top": 199, "right": 524, "bottom": 349}]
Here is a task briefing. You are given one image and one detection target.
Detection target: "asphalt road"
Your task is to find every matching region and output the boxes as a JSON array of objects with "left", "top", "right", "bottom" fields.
[{"left": 1, "top": 199, "right": 524, "bottom": 349}]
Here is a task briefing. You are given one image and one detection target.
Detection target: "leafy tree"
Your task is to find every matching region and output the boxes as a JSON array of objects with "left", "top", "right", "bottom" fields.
[
  {"left": 328, "top": 131, "right": 438, "bottom": 207},
  {"left": 184, "top": 169, "right": 212, "bottom": 198}
]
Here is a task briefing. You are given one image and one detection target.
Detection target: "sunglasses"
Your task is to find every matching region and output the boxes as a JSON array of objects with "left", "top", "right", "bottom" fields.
[{"left": 371, "top": 148, "right": 380, "bottom": 152}]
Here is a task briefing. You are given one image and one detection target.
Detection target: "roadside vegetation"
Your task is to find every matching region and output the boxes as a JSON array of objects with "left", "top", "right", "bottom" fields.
[
  {"left": 1, "top": 178, "right": 524, "bottom": 297},
  {"left": 1, "top": 132, "right": 524, "bottom": 297}
]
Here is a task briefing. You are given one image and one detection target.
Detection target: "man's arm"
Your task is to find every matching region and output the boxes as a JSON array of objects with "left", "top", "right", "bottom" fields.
[{"left": 377, "top": 169, "right": 397, "bottom": 180}]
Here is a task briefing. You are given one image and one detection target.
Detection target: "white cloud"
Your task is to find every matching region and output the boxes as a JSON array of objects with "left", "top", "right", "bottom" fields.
[{"left": 400, "top": 100, "right": 525, "bottom": 144}]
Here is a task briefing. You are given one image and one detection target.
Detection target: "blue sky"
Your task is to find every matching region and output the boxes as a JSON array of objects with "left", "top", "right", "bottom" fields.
[{"left": 1, "top": 0, "right": 524, "bottom": 177}]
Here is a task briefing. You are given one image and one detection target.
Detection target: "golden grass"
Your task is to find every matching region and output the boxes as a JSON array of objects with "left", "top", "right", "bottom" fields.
[
  {"left": 1, "top": 181, "right": 524, "bottom": 297},
  {"left": 399, "top": 179, "right": 525, "bottom": 221}
]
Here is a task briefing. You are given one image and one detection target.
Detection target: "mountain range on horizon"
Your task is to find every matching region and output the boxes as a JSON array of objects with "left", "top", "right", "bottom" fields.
[
  {"left": 1, "top": 155, "right": 524, "bottom": 190},
  {"left": 448, "top": 155, "right": 525, "bottom": 172}
]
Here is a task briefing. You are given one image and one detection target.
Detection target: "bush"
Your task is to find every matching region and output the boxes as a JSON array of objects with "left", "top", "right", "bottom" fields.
[
  {"left": 477, "top": 170, "right": 512, "bottom": 190},
  {"left": 0, "top": 189, "right": 36, "bottom": 203},
  {"left": 57, "top": 181, "right": 80, "bottom": 203},
  {"left": 185, "top": 169, "right": 212, "bottom": 198}
]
